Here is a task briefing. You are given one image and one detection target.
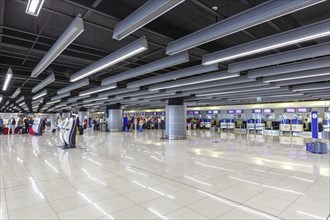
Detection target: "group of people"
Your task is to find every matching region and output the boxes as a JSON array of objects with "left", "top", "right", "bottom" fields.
[
  {"left": 0, "top": 115, "right": 39, "bottom": 135},
  {"left": 187, "top": 118, "right": 201, "bottom": 130},
  {"left": 124, "top": 116, "right": 165, "bottom": 131}
]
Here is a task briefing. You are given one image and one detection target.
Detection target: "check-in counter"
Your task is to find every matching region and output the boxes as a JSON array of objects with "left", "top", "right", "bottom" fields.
[
  {"left": 291, "top": 119, "right": 303, "bottom": 132},
  {"left": 280, "top": 119, "right": 291, "bottom": 132}
]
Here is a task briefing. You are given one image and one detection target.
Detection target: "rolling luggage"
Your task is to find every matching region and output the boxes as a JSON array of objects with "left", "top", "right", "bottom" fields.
[
  {"left": 78, "top": 127, "right": 83, "bottom": 135},
  {"left": 306, "top": 141, "right": 328, "bottom": 154},
  {"left": 14, "top": 127, "right": 20, "bottom": 134},
  {"left": 3, "top": 127, "right": 8, "bottom": 135}
]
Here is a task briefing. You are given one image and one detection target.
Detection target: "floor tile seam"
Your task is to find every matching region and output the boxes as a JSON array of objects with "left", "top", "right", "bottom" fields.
[
  {"left": 176, "top": 197, "right": 213, "bottom": 219},
  {"left": 90, "top": 147, "right": 281, "bottom": 220},
  {"left": 0, "top": 168, "right": 9, "bottom": 216},
  {"left": 20, "top": 162, "right": 60, "bottom": 220},
  {"left": 276, "top": 175, "right": 328, "bottom": 218}
]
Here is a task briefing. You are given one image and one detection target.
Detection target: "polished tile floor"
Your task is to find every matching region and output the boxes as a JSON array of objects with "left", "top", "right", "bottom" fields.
[{"left": 0, "top": 129, "right": 329, "bottom": 220}]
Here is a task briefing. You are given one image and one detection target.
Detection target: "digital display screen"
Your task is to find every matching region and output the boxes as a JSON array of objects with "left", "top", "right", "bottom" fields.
[
  {"left": 297, "top": 108, "right": 307, "bottom": 113},
  {"left": 328, "top": 107, "right": 330, "bottom": 112},
  {"left": 194, "top": 111, "right": 199, "bottom": 114},
  {"left": 213, "top": 110, "right": 219, "bottom": 114},
  {"left": 227, "top": 110, "right": 234, "bottom": 114},
  {"left": 253, "top": 109, "right": 261, "bottom": 113},
  {"left": 263, "top": 109, "right": 271, "bottom": 113},
  {"left": 235, "top": 109, "right": 244, "bottom": 114},
  {"left": 189, "top": 111, "right": 194, "bottom": 115},
  {"left": 207, "top": 110, "right": 213, "bottom": 114},
  {"left": 287, "top": 108, "right": 296, "bottom": 113},
  {"left": 162, "top": 112, "right": 165, "bottom": 115},
  {"left": 141, "top": 112, "right": 146, "bottom": 115}
]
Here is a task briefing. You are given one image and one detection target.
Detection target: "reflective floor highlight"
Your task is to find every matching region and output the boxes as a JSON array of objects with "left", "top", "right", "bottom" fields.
[{"left": 0, "top": 130, "right": 329, "bottom": 219}]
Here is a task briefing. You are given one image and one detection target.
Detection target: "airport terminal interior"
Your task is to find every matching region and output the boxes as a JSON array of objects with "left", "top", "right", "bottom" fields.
[{"left": 0, "top": 0, "right": 330, "bottom": 219}]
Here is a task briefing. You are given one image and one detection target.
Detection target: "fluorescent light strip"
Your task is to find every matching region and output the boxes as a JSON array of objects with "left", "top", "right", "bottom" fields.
[
  {"left": 0, "top": 95, "right": 2, "bottom": 103},
  {"left": 70, "top": 37, "right": 148, "bottom": 82},
  {"left": 51, "top": 92, "right": 71, "bottom": 101},
  {"left": 149, "top": 71, "right": 239, "bottom": 91},
  {"left": 79, "top": 84, "right": 117, "bottom": 96},
  {"left": 113, "top": 0, "right": 184, "bottom": 40},
  {"left": 101, "top": 52, "right": 189, "bottom": 85},
  {"left": 228, "top": 42, "right": 330, "bottom": 73},
  {"left": 46, "top": 100, "right": 61, "bottom": 105},
  {"left": 127, "top": 64, "right": 218, "bottom": 89},
  {"left": 31, "top": 97, "right": 44, "bottom": 104},
  {"left": 57, "top": 78, "right": 89, "bottom": 94},
  {"left": 263, "top": 67, "right": 330, "bottom": 83},
  {"left": 32, "top": 73, "right": 55, "bottom": 93},
  {"left": 98, "top": 87, "right": 139, "bottom": 98},
  {"left": 83, "top": 97, "right": 108, "bottom": 103},
  {"left": 15, "top": 96, "right": 24, "bottom": 103},
  {"left": 2, "top": 67, "right": 13, "bottom": 91},
  {"left": 31, "top": 16, "right": 84, "bottom": 78},
  {"left": 274, "top": 75, "right": 330, "bottom": 87},
  {"left": 203, "top": 19, "right": 330, "bottom": 65},
  {"left": 165, "top": 76, "right": 256, "bottom": 93},
  {"left": 32, "top": 89, "right": 47, "bottom": 100},
  {"left": 292, "top": 84, "right": 330, "bottom": 91},
  {"left": 196, "top": 86, "right": 280, "bottom": 97},
  {"left": 11, "top": 87, "right": 21, "bottom": 99},
  {"left": 166, "top": 0, "right": 326, "bottom": 55},
  {"left": 249, "top": 57, "right": 330, "bottom": 79},
  {"left": 67, "top": 95, "right": 91, "bottom": 102},
  {"left": 25, "top": 0, "right": 44, "bottom": 16}
]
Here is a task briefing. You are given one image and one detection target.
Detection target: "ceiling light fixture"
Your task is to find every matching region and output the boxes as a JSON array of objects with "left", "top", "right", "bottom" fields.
[
  {"left": 25, "top": 0, "right": 44, "bottom": 16},
  {"left": 202, "top": 19, "right": 330, "bottom": 65},
  {"left": 98, "top": 88, "right": 140, "bottom": 98},
  {"left": 19, "top": 102, "right": 26, "bottom": 107},
  {"left": 82, "top": 97, "right": 108, "bottom": 103},
  {"left": 292, "top": 82, "right": 330, "bottom": 91},
  {"left": 15, "top": 96, "right": 24, "bottom": 103},
  {"left": 11, "top": 87, "right": 21, "bottom": 99},
  {"left": 148, "top": 71, "right": 240, "bottom": 91},
  {"left": 248, "top": 56, "right": 330, "bottom": 78},
  {"left": 32, "top": 73, "right": 55, "bottom": 93},
  {"left": 127, "top": 64, "right": 218, "bottom": 88},
  {"left": 57, "top": 78, "right": 89, "bottom": 94},
  {"left": 32, "top": 89, "right": 47, "bottom": 100},
  {"left": 166, "top": 0, "right": 326, "bottom": 55},
  {"left": 274, "top": 75, "right": 330, "bottom": 87},
  {"left": 70, "top": 37, "right": 148, "bottom": 82},
  {"left": 113, "top": 0, "right": 185, "bottom": 40},
  {"left": 46, "top": 100, "right": 61, "bottom": 105},
  {"left": 31, "top": 16, "right": 84, "bottom": 78},
  {"left": 79, "top": 84, "right": 117, "bottom": 96},
  {"left": 101, "top": 52, "right": 189, "bottom": 85},
  {"left": 228, "top": 42, "right": 330, "bottom": 73},
  {"left": 0, "top": 95, "right": 2, "bottom": 103},
  {"left": 263, "top": 67, "right": 330, "bottom": 83},
  {"left": 51, "top": 92, "right": 71, "bottom": 101},
  {"left": 2, "top": 67, "right": 13, "bottom": 91},
  {"left": 165, "top": 76, "right": 255, "bottom": 93},
  {"left": 196, "top": 86, "right": 280, "bottom": 97}
]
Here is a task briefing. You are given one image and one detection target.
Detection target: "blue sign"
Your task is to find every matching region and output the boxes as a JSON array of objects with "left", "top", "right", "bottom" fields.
[{"left": 311, "top": 111, "right": 318, "bottom": 139}]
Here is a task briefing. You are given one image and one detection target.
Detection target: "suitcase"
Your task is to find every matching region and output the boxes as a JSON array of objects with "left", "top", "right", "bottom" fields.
[
  {"left": 29, "top": 127, "right": 34, "bottom": 135},
  {"left": 78, "top": 127, "right": 83, "bottom": 135},
  {"left": 52, "top": 128, "right": 57, "bottom": 133},
  {"left": 3, "top": 127, "right": 8, "bottom": 135},
  {"left": 14, "top": 127, "right": 20, "bottom": 134},
  {"left": 319, "top": 142, "right": 328, "bottom": 154},
  {"left": 139, "top": 126, "right": 143, "bottom": 132}
]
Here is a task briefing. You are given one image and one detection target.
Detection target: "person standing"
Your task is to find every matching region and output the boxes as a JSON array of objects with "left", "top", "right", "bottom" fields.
[
  {"left": 0, "top": 116, "right": 3, "bottom": 135},
  {"left": 83, "top": 116, "right": 88, "bottom": 129},
  {"left": 8, "top": 116, "right": 16, "bottom": 135}
]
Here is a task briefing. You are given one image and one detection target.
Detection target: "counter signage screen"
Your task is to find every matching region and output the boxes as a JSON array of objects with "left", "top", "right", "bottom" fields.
[
  {"left": 297, "top": 108, "right": 307, "bottom": 113},
  {"left": 287, "top": 108, "right": 296, "bottom": 113},
  {"left": 141, "top": 112, "right": 146, "bottom": 115},
  {"left": 227, "top": 110, "right": 234, "bottom": 114},
  {"left": 189, "top": 111, "right": 194, "bottom": 115},
  {"left": 161, "top": 112, "right": 165, "bottom": 115},
  {"left": 207, "top": 110, "right": 213, "bottom": 114},
  {"left": 253, "top": 109, "right": 261, "bottom": 113},
  {"left": 194, "top": 111, "right": 199, "bottom": 114},
  {"left": 263, "top": 109, "right": 271, "bottom": 113},
  {"left": 328, "top": 107, "right": 330, "bottom": 112},
  {"left": 213, "top": 110, "right": 219, "bottom": 114},
  {"left": 235, "top": 109, "right": 244, "bottom": 114}
]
